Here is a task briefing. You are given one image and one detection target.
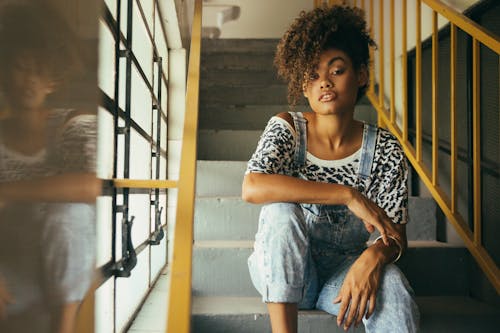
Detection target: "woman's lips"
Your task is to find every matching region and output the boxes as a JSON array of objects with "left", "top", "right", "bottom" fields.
[{"left": 319, "top": 91, "right": 336, "bottom": 102}]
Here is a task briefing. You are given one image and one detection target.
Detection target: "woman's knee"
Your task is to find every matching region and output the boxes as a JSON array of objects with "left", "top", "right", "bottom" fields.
[
  {"left": 260, "top": 202, "right": 303, "bottom": 222},
  {"left": 379, "top": 265, "right": 414, "bottom": 297}
]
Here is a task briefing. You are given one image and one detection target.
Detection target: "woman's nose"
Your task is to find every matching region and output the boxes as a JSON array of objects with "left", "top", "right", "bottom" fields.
[{"left": 320, "top": 78, "right": 334, "bottom": 89}]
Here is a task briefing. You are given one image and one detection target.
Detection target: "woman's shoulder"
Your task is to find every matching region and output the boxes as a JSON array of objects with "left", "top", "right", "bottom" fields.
[
  {"left": 376, "top": 127, "right": 402, "bottom": 149},
  {"left": 373, "top": 126, "right": 406, "bottom": 165}
]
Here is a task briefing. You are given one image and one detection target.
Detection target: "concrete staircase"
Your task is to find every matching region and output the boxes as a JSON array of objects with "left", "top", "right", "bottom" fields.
[{"left": 191, "top": 39, "right": 500, "bottom": 332}]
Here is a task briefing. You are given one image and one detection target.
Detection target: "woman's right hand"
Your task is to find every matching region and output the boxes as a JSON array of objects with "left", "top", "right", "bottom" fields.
[{"left": 345, "top": 188, "right": 402, "bottom": 246}]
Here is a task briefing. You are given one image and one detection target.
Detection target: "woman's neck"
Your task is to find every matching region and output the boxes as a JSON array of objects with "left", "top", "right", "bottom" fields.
[{"left": 307, "top": 113, "right": 361, "bottom": 150}]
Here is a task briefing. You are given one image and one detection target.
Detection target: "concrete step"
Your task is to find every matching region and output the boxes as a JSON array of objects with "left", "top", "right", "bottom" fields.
[
  {"left": 194, "top": 197, "right": 437, "bottom": 241},
  {"left": 200, "top": 85, "right": 295, "bottom": 105},
  {"left": 201, "top": 69, "right": 281, "bottom": 87},
  {"left": 197, "top": 130, "right": 260, "bottom": 161},
  {"left": 202, "top": 38, "right": 279, "bottom": 54},
  {"left": 192, "top": 296, "right": 500, "bottom": 333},
  {"left": 191, "top": 241, "right": 470, "bottom": 297},
  {"left": 201, "top": 52, "right": 275, "bottom": 71},
  {"left": 198, "top": 105, "right": 303, "bottom": 131},
  {"left": 196, "top": 161, "right": 247, "bottom": 197}
]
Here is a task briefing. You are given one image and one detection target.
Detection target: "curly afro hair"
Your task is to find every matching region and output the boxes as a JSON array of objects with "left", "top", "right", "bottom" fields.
[{"left": 274, "top": 5, "right": 376, "bottom": 107}]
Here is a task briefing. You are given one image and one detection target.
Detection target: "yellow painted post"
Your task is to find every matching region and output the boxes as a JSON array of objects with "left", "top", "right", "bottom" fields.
[
  {"left": 390, "top": 0, "right": 395, "bottom": 124},
  {"left": 416, "top": 0, "right": 422, "bottom": 162},
  {"left": 450, "top": 24, "right": 457, "bottom": 213},
  {"left": 432, "top": 11, "right": 439, "bottom": 186},
  {"left": 402, "top": 0, "right": 408, "bottom": 142},
  {"left": 165, "top": 0, "right": 202, "bottom": 331},
  {"left": 369, "top": 0, "right": 375, "bottom": 97},
  {"left": 472, "top": 38, "right": 481, "bottom": 246},
  {"left": 378, "top": 0, "right": 385, "bottom": 110}
]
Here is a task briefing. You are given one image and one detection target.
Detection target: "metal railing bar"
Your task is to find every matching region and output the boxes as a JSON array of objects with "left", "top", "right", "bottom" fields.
[
  {"left": 97, "top": 223, "right": 169, "bottom": 287},
  {"left": 154, "top": 0, "right": 170, "bottom": 87},
  {"left": 134, "top": 0, "right": 160, "bottom": 59},
  {"left": 472, "top": 37, "right": 481, "bottom": 246},
  {"left": 127, "top": 49, "right": 167, "bottom": 118},
  {"left": 104, "top": 2, "right": 169, "bottom": 119},
  {"left": 102, "top": 4, "right": 127, "bottom": 47},
  {"left": 432, "top": 10, "right": 439, "bottom": 186},
  {"left": 416, "top": 0, "right": 422, "bottom": 162},
  {"left": 378, "top": 0, "right": 385, "bottom": 109},
  {"left": 450, "top": 23, "right": 457, "bottom": 213},
  {"left": 368, "top": 90, "right": 500, "bottom": 292},
  {"left": 406, "top": 129, "right": 499, "bottom": 178},
  {"left": 390, "top": 0, "right": 395, "bottom": 124},
  {"left": 100, "top": 91, "right": 168, "bottom": 158},
  {"left": 423, "top": 0, "right": 500, "bottom": 54},
  {"left": 369, "top": 0, "right": 375, "bottom": 97},
  {"left": 113, "top": 179, "right": 177, "bottom": 188},
  {"left": 402, "top": 0, "right": 408, "bottom": 142}
]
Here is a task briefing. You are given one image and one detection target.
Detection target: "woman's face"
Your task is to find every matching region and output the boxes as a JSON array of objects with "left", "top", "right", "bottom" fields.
[
  {"left": 2, "top": 53, "right": 55, "bottom": 111},
  {"left": 302, "top": 48, "right": 367, "bottom": 117}
]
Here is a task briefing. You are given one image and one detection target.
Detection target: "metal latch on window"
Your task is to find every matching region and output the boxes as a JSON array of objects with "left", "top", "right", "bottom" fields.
[
  {"left": 114, "top": 215, "right": 137, "bottom": 278},
  {"left": 149, "top": 206, "right": 164, "bottom": 245}
]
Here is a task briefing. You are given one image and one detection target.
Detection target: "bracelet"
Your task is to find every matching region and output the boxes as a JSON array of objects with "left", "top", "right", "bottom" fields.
[{"left": 372, "top": 235, "right": 403, "bottom": 263}]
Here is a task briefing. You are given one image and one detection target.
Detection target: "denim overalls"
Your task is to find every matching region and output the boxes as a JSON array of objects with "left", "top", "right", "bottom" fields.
[{"left": 247, "top": 112, "right": 419, "bottom": 332}]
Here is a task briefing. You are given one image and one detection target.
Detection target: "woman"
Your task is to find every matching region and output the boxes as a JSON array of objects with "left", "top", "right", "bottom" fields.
[
  {"left": 242, "top": 5, "right": 419, "bottom": 333},
  {"left": 0, "top": 2, "right": 99, "bottom": 332}
]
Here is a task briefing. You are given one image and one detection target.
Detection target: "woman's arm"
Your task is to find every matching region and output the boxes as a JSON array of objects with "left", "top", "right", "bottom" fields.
[
  {"left": 242, "top": 172, "right": 352, "bottom": 205},
  {"left": 0, "top": 173, "right": 101, "bottom": 203},
  {"left": 243, "top": 172, "right": 400, "bottom": 245}
]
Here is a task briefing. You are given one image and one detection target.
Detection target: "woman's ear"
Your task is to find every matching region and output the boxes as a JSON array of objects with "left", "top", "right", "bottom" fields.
[
  {"left": 357, "top": 64, "right": 368, "bottom": 87},
  {"left": 302, "top": 82, "right": 309, "bottom": 99}
]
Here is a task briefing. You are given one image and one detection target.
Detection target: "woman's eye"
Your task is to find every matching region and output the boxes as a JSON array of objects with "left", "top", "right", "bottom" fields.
[
  {"left": 309, "top": 73, "right": 319, "bottom": 81},
  {"left": 330, "top": 68, "right": 345, "bottom": 76}
]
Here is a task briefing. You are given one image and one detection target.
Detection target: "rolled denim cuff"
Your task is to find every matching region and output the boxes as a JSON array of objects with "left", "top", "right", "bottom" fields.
[{"left": 263, "top": 283, "right": 303, "bottom": 304}]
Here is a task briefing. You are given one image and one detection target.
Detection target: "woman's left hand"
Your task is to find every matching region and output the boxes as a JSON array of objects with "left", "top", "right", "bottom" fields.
[{"left": 333, "top": 255, "right": 382, "bottom": 330}]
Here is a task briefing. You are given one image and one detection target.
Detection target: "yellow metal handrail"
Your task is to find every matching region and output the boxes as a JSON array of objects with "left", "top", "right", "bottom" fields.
[
  {"left": 315, "top": 0, "right": 500, "bottom": 293},
  {"left": 359, "top": 0, "right": 500, "bottom": 292},
  {"left": 165, "top": 0, "right": 202, "bottom": 332}
]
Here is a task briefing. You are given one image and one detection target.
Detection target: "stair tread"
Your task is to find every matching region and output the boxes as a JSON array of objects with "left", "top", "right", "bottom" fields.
[
  {"left": 192, "top": 296, "right": 500, "bottom": 316},
  {"left": 194, "top": 240, "right": 463, "bottom": 249}
]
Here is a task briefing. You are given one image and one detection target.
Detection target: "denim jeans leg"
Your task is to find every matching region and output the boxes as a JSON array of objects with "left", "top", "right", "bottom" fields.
[
  {"left": 316, "top": 260, "right": 419, "bottom": 333},
  {"left": 248, "top": 202, "right": 317, "bottom": 304},
  {"left": 363, "top": 264, "right": 420, "bottom": 333}
]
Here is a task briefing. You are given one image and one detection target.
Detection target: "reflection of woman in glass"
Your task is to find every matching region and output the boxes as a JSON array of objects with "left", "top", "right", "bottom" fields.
[
  {"left": 243, "top": 5, "right": 419, "bottom": 333},
  {"left": 0, "top": 2, "right": 100, "bottom": 332}
]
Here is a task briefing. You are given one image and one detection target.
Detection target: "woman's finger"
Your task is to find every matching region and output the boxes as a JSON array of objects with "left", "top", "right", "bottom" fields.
[
  {"left": 363, "top": 221, "right": 375, "bottom": 233},
  {"left": 336, "top": 293, "right": 351, "bottom": 327},
  {"left": 366, "top": 294, "right": 377, "bottom": 319},
  {"left": 344, "top": 296, "right": 360, "bottom": 330},
  {"left": 356, "top": 294, "right": 368, "bottom": 327}
]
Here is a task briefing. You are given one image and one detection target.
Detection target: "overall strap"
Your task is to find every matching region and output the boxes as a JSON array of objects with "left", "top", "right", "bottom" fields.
[
  {"left": 357, "top": 123, "right": 378, "bottom": 181},
  {"left": 289, "top": 111, "right": 308, "bottom": 169}
]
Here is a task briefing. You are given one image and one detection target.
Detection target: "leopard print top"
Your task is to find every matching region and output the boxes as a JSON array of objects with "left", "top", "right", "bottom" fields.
[{"left": 246, "top": 116, "right": 408, "bottom": 224}]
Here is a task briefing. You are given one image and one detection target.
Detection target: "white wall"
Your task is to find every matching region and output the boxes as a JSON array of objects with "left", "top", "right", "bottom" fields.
[{"left": 203, "top": 0, "right": 313, "bottom": 38}]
